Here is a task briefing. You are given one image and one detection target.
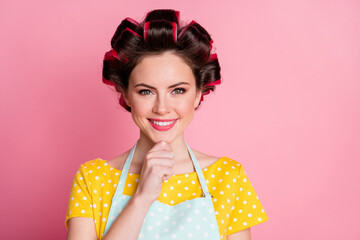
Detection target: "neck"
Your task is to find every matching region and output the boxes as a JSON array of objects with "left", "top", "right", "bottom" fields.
[{"left": 132, "top": 131, "right": 191, "bottom": 165}]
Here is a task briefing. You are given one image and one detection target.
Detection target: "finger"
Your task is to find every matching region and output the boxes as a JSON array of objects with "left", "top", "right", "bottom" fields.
[
  {"left": 162, "top": 175, "right": 171, "bottom": 181},
  {"left": 160, "top": 141, "right": 173, "bottom": 152},
  {"left": 147, "top": 150, "right": 175, "bottom": 160},
  {"left": 160, "top": 166, "right": 173, "bottom": 180},
  {"left": 151, "top": 141, "right": 167, "bottom": 150},
  {"left": 148, "top": 157, "right": 175, "bottom": 167},
  {"left": 150, "top": 141, "right": 172, "bottom": 152}
]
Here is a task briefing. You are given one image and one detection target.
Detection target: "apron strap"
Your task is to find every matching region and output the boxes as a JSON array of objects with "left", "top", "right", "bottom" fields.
[
  {"left": 185, "top": 141, "right": 212, "bottom": 199},
  {"left": 114, "top": 139, "right": 138, "bottom": 198},
  {"left": 115, "top": 140, "right": 212, "bottom": 200}
]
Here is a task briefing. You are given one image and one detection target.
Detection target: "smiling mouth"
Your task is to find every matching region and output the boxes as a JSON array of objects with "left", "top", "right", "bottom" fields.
[
  {"left": 148, "top": 118, "right": 177, "bottom": 126},
  {"left": 147, "top": 118, "right": 178, "bottom": 131}
]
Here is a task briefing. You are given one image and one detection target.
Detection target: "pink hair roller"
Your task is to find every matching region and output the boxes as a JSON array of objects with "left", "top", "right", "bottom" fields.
[
  {"left": 209, "top": 39, "right": 213, "bottom": 51},
  {"left": 204, "top": 79, "right": 221, "bottom": 87},
  {"left": 144, "top": 21, "right": 177, "bottom": 42},
  {"left": 174, "top": 10, "right": 180, "bottom": 20},
  {"left": 144, "top": 10, "right": 179, "bottom": 21},
  {"left": 171, "top": 22, "right": 177, "bottom": 42},
  {"left": 119, "top": 95, "right": 129, "bottom": 109},
  {"left": 144, "top": 21, "right": 150, "bottom": 40},
  {"left": 200, "top": 89, "right": 211, "bottom": 102},
  {"left": 209, "top": 53, "right": 218, "bottom": 61},
  {"left": 178, "top": 20, "right": 197, "bottom": 39},
  {"left": 125, "top": 17, "right": 140, "bottom": 26},
  {"left": 121, "top": 27, "right": 141, "bottom": 38},
  {"left": 102, "top": 76, "right": 116, "bottom": 86},
  {"left": 200, "top": 78, "right": 222, "bottom": 102},
  {"left": 104, "top": 49, "right": 120, "bottom": 61},
  {"left": 117, "top": 27, "right": 141, "bottom": 63},
  {"left": 102, "top": 50, "right": 118, "bottom": 86}
]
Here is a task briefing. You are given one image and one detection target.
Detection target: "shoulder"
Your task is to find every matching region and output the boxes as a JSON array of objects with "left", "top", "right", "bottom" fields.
[
  {"left": 75, "top": 158, "right": 112, "bottom": 181},
  {"left": 191, "top": 148, "right": 243, "bottom": 175},
  {"left": 106, "top": 150, "right": 131, "bottom": 170},
  {"left": 214, "top": 156, "right": 244, "bottom": 180},
  {"left": 80, "top": 158, "right": 108, "bottom": 170},
  {"left": 191, "top": 148, "right": 220, "bottom": 167}
]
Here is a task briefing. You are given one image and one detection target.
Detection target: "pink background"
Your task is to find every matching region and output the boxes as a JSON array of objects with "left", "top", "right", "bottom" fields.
[{"left": 1, "top": 0, "right": 359, "bottom": 239}]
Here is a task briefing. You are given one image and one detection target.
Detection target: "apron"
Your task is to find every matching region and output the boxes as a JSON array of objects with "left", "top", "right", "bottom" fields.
[{"left": 103, "top": 140, "right": 221, "bottom": 239}]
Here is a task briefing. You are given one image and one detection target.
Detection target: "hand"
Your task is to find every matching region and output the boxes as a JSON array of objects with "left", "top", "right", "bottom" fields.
[{"left": 134, "top": 141, "right": 175, "bottom": 204}]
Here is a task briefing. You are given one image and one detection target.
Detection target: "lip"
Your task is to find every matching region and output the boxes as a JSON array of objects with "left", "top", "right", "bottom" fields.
[
  {"left": 148, "top": 118, "right": 178, "bottom": 131},
  {"left": 148, "top": 118, "right": 177, "bottom": 122}
]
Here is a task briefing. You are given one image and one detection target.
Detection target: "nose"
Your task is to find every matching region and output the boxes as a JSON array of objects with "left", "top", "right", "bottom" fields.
[{"left": 153, "top": 93, "right": 170, "bottom": 115}]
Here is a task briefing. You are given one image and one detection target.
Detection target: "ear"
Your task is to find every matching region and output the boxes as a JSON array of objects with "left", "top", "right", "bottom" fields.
[
  {"left": 194, "top": 88, "right": 202, "bottom": 108},
  {"left": 120, "top": 89, "right": 131, "bottom": 107}
]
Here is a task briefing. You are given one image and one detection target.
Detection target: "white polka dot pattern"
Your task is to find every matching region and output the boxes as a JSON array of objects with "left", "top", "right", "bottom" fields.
[
  {"left": 65, "top": 157, "right": 268, "bottom": 239},
  {"left": 105, "top": 195, "right": 220, "bottom": 239}
]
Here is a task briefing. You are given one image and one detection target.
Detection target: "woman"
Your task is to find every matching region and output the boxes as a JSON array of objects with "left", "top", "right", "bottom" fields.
[{"left": 65, "top": 9, "right": 268, "bottom": 240}]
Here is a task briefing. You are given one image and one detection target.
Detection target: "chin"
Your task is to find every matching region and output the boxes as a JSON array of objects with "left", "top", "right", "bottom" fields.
[
  {"left": 151, "top": 135, "right": 175, "bottom": 144},
  {"left": 144, "top": 131, "right": 179, "bottom": 144}
]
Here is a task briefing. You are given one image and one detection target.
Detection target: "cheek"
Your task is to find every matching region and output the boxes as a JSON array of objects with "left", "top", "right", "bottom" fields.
[
  {"left": 131, "top": 101, "right": 151, "bottom": 117},
  {"left": 176, "top": 98, "right": 196, "bottom": 115}
]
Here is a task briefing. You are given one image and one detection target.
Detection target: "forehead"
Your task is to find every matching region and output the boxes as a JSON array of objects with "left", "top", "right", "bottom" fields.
[{"left": 129, "top": 52, "right": 195, "bottom": 86}]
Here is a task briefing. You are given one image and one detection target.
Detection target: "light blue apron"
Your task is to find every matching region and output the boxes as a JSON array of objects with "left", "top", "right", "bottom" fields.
[{"left": 103, "top": 140, "right": 221, "bottom": 239}]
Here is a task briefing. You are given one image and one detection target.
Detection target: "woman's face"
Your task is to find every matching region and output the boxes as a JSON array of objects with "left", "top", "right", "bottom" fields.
[{"left": 122, "top": 51, "right": 202, "bottom": 144}]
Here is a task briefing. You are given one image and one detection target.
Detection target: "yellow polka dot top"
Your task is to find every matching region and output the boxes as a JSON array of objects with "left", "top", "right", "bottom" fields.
[{"left": 65, "top": 157, "right": 268, "bottom": 239}]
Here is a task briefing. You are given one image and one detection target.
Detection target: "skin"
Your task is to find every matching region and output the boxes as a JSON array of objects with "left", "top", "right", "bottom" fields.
[
  {"left": 120, "top": 50, "right": 203, "bottom": 169},
  {"left": 67, "top": 51, "right": 251, "bottom": 240}
]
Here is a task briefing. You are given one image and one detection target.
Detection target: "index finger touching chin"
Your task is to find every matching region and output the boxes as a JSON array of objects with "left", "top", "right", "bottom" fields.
[{"left": 160, "top": 141, "right": 172, "bottom": 151}]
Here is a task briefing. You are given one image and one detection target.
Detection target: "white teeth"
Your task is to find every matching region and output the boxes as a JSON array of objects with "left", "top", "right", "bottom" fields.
[{"left": 150, "top": 120, "right": 176, "bottom": 126}]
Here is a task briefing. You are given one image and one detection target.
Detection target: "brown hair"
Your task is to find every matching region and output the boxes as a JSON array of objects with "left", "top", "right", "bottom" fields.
[{"left": 102, "top": 9, "right": 221, "bottom": 112}]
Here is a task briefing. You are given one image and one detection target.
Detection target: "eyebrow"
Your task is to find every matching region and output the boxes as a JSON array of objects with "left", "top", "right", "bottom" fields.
[{"left": 134, "top": 82, "right": 190, "bottom": 89}]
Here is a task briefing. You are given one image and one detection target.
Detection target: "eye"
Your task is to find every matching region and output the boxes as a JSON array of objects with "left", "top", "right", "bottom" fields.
[
  {"left": 172, "top": 88, "right": 186, "bottom": 94},
  {"left": 138, "top": 89, "right": 153, "bottom": 95}
]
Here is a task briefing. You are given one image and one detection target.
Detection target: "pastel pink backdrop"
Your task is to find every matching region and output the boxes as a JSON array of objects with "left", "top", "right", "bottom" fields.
[{"left": 1, "top": 0, "right": 359, "bottom": 239}]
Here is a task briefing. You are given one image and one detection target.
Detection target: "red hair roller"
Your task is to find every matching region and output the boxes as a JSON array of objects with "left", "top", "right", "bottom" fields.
[
  {"left": 119, "top": 95, "right": 129, "bottom": 109},
  {"left": 144, "top": 21, "right": 177, "bottom": 42},
  {"left": 125, "top": 17, "right": 140, "bottom": 26},
  {"left": 104, "top": 49, "right": 120, "bottom": 61},
  {"left": 200, "top": 78, "right": 222, "bottom": 102},
  {"left": 102, "top": 76, "right": 116, "bottom": 86}
]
